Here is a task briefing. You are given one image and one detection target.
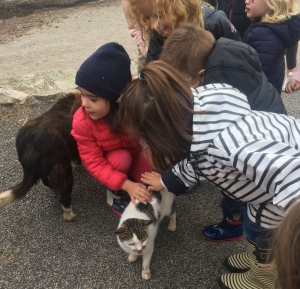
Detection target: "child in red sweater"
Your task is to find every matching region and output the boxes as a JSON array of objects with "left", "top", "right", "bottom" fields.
[{"left": 71, "top": 43, "right": 152, "bottom": 217}]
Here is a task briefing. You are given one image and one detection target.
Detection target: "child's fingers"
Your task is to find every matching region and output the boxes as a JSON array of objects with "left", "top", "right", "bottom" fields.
[
  {"left": 130, "top": 196, "right": 136, "bottom": 205},
  {"left": 295, "top": 82, "right": 300, "bottom": 90},
  {"left": 141, "top": 190, "right": 153, "bottom": 202}
]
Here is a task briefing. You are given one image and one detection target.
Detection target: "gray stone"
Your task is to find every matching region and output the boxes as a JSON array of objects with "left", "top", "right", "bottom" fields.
[
  {"left": 0, "top": 94, "right": 17, "bottom": 107},
  {"left": 0, "top": 70, "right": 77, "bottom": 107}
]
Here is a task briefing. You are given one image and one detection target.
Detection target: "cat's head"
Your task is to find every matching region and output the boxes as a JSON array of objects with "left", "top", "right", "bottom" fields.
[{"left": 115, "top": 218, "right": 153, "bottom": 255}]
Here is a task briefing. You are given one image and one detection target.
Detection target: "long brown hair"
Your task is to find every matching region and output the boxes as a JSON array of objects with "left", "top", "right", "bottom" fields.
[
  {"left": 272, "top": 202, "right": 300, "bottom": 289},
  {"left": 106, "top": 101, "right": 123, "bottom": 133},
  {"left": 119, "top": 60, "right": 194, "bottom": 173}
]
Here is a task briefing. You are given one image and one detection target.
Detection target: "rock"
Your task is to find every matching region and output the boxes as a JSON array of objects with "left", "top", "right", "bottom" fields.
[{"left": 0, "top": 88, "right": 29, "bottom": 106}]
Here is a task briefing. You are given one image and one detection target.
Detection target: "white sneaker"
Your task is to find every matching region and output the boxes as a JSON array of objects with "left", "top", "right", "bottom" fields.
[{"left": 282, "top": 72, "right": 294, "bottom": 92}]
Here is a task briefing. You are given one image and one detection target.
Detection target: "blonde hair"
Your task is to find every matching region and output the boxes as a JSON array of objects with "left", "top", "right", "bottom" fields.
[
  {"left": 128, "top": 0, "right": 204, "bottom": 44},
  {"left": 262, "top": 0, "right": 299, "bottom": 23}
]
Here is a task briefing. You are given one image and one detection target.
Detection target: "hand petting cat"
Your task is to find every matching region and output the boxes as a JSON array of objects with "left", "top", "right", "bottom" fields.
[
  {"left": 122, "top": 179, "right": 153, "bottom": 205},
  {"left": 141, "top": 172, "right": 164, "bottom": 191}
]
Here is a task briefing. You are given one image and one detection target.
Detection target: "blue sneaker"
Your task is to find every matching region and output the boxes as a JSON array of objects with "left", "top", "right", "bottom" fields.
[
  {"left": 201, "top": 200, "right": 245, "bottom": 242},
  {"left": 106, "top": 189, "right": 130, "bottom": 217}
]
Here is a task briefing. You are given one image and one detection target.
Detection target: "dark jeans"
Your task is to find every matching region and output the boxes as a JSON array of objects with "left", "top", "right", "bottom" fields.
[
  {"left": 222, "top": 193, "right": 245, "bottom": 208},
  {"left": 286, "top": 43, "right": 298, "bottom": 70},
  {"left": 243, "top": 207, "right": 273, "bottom": 249}
]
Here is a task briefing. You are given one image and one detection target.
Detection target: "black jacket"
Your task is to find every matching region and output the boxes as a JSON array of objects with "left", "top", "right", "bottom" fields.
[
  {"left": 161, "top": 38, "right": 287, "bottom": 194},
  {"left": 202, "top": 37, "right": 286, "bottom": 114},
  {"left": 215, "top": 0, "right": 250, "bottom": 38},
  {"left": 243, "top": 15, "right": 300, "bottom": 94},
  {"left": 146, "top": 6, "right": 241, "bottom": 63}
]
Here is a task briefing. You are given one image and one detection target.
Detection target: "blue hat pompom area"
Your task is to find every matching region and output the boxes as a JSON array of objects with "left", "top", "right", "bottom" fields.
[{"left": 75, "top": 42, "right": 132, "bottom": 101}]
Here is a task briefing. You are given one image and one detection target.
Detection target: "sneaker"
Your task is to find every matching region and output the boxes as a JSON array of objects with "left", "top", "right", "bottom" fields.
[
  {"left": 106, "top": 189, "right": 130, "bottom": 217},
  {"left": 282, "top": 72, "right": 294, "bottom": 92}
]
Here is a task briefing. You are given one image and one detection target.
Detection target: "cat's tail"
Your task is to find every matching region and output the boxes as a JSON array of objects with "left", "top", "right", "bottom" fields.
[{"left": 0, "top": 171, "right": 36, "bottom": 207}]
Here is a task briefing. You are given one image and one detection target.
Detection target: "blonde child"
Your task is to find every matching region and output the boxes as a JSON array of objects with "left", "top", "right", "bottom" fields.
[
  {"left": 243, "top": 0, "right": 300, "bottom": 94},
  {"left": 71, "top": 42, "right": 152, "bottom": 217},
  {"left": 285, "top": 65, "right": 300, "bottom": 94},
  {"left": 119, "top": 60, "right": 300, "bottom": 288},
  {"left": 126, "top": 0, "right": 241, "bottom": 63}
]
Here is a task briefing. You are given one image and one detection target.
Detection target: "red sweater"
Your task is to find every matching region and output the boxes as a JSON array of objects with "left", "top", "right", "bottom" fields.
[{"left": 71, "top": 107, "right": 142, "bottom": 191}]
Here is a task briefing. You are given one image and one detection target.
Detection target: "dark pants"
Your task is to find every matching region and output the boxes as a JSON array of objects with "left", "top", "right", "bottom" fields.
[
  {"left": 243, "top": 208, "right": 273, "bottom": 249},
  {"left": 286, "top": 43, "right": 298, "bottom": 70},
  {"left": 222, "top": 193, "right": 245, "bottom": 208}
]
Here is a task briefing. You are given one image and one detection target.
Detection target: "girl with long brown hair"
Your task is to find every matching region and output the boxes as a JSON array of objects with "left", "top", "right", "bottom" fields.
[{"left": 119, "top": 60, "right": 300, "bottom": 289}]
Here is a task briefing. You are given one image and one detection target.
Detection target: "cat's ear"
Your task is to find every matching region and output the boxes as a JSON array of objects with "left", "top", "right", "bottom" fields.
[
  {"left": 141, "top": 219, "right": 153, "bottom": 230},
  {"left": 115, "top": 225, "right": 128, "bottom": 237}
]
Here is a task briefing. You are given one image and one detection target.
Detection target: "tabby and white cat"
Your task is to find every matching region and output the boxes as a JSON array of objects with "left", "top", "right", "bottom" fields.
[{"left": 115, "top": 188, "right": 176, "bottom": 280}]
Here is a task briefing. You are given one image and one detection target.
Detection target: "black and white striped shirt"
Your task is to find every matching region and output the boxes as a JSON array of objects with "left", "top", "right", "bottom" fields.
[{"left": 172, "top": 84, "right": 300, "bottom": 228}]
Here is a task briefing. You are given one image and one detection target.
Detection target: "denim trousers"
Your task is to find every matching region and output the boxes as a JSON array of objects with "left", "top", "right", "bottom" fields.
[{"left": 243, "top": 206, "right": 274, "bottom": 250}]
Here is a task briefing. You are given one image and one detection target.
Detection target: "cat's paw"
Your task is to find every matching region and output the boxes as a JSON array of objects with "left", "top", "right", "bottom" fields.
[
  {"left": 128, "top": 254, "right": 138, "bottom": 262},
  {"left": 142, "top": 267, "right": 151, "bottom": 280},
  {"left": 167, "top": 222, "right": 176, "bottom": 231},
  {"left": 62, "top": 206, "right": 77, "bottom": 221},
  {"left": 167, "top": 213, "right": 176, "bottom": 231}
]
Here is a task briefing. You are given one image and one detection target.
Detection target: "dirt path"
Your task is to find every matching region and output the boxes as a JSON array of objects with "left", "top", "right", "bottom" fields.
[{"left": 0, "top": 0, "right": 137, "bottom": 94}]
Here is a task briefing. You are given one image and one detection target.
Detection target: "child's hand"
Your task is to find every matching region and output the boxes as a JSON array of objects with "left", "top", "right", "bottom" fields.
[
  {"left": 285, "top": 80, "right": 300, "bottom": 94},
  {"left": 122, "top": 180, "right": 153, "bottom": 205},
  {"left": 141, "top": 172, "right": 163, "bottom": 191}
]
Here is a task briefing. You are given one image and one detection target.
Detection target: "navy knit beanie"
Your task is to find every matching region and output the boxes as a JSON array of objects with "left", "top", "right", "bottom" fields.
[{"left": 75, "top": 42, "right": 132, "bottom": 101}]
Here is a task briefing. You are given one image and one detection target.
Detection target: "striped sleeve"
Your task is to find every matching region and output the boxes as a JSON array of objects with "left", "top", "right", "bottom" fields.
[
  {"left": 161, "top": 159, "right": 201, "bottom": 196},
  {"left": 229, "top": 139, "right": 300, "bottom": 212}
]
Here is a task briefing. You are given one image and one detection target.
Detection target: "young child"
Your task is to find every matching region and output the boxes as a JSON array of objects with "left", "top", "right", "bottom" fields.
[
  {"left": 285, "top": 65, "right": 300, "bottom": 94},
  {"left": 119, "top": 60, "right": 300, "bottom": 288},
  {"left": 126, "top": 0, "right": 241, "bottom": 64},
  {"left": 159, "top": 23, "right": 286, "bottom": 248},
  {"left": 243, "top": 0, "right": 300, "bottom": 94},
  {"left": 71, "top": 42, "right": 153, "bottom": 217},
  {"left": 272, "top": 201, "right": 300, "bottom": 289}
]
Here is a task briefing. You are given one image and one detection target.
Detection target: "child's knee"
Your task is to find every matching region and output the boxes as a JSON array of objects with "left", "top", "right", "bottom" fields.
[{"left": 105, "top": 149, "right": 132, "bottom": 173}]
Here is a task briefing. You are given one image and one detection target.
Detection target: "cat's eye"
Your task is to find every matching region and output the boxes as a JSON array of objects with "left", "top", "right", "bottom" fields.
[{"left": 129, "top": 243, "right": 134, "bottom": 246}]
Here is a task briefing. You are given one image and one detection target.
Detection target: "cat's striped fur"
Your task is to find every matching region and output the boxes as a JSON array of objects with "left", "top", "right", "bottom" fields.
[{"left": 115, "top": 189, "right": 176, "bottom": 280}]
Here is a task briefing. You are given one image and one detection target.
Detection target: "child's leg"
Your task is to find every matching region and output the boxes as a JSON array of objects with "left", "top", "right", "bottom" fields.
[
  {"left": 286, "top": 44, "right": 298, "bottom": 73},
  {"left": 201, "top": 194, "right": 245, "bottom": 242},
  {"left": 104, "top": 149, "right": 132, "bottom": 216},
  {"left": 218, "top": 207, "right": 277, "bottom": 289},
  {"left": 127, "top": 152, "right": 152, "bottom": 184},
  {"left": 104, "top": 149, "right": 132, "bottom": 174},
  {"left": 283, "top": 44, "right": 298, "bottom": 91}
]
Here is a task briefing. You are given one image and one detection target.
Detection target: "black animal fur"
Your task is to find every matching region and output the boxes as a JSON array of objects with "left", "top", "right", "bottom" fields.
[{"left": 3, "top": 92, "right": 81, "bottom": 217}]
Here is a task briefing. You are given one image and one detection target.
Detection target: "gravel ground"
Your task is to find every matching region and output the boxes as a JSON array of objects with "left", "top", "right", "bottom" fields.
[{"left": 1, "top": 91, "right": 298, "bottom": 289}]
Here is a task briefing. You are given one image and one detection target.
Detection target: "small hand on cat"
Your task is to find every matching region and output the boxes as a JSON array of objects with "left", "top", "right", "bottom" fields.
[
  {"left": 141, "top": 172, "right": 164, "bottom": 191},
  {"left": 122, "top": 180, "right": 153, "bottom": 205}
]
